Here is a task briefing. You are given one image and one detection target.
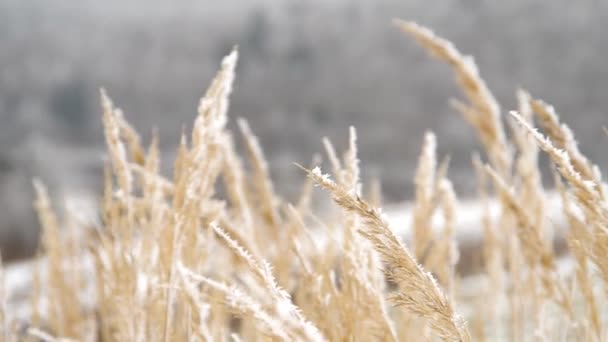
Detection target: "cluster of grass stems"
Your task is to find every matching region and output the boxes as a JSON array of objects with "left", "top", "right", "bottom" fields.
[{"left": 1, "top": 20, "right": 607, "bottom": 341}]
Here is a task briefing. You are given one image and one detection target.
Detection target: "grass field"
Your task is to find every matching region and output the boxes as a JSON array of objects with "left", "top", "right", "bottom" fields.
[{"left": 1, "top": 20, "right": 607, "bottom": 341}]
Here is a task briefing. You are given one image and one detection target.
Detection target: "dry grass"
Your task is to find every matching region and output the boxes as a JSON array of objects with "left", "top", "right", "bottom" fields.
[{"left": 1, "top": 20, "right": 607, "bottom": 341}]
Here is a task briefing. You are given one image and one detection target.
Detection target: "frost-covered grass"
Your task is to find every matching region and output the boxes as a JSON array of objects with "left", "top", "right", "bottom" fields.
[{"left": 1, "top": 20, "right": 607, "bottom": 341}]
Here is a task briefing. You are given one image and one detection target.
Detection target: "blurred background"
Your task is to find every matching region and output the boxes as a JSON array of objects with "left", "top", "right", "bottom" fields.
[{"left": 1, "top": 0, "right": 607, "bottom": 261}]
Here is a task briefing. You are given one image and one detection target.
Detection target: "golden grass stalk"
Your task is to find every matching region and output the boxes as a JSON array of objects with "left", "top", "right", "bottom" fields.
[
  {"left": 555, "top": 174, "right": 601, "bottom": 338},
  {"left": 394, "top": 19, "right": 511, "bottom": 176},
  {"left": 238, "top": 119, "right": 281, "bottom": 234},
  {"left": 322, "top": 137, "right": 343, "bottom": 185},
  {"left": 114, "top": 108, "right": 146, "bottom": 166},
  {"left": 211, "top": 224, "right": 325, "bottom": 341},
  {"left": 368, "top": 178, "right": 383, "bottom": 208},
  {"left": 179, "top": 265, "right": 292, "bottom": 341},
  {"left": 100, "top": 90, "right": 134, "bottom": 200},
  {"left": 222, "top": 133, "right": 253, "bottom": 231},
  {"left": 530, "top": 98, "right": 601, "bottom": 187},
  {"left": 511, "top": 90, "right": 545, "bottom": 232},
  {"left": 509, "top": 111, "right": 606, "bottom": 223},
  {"left": 437, "top": 178, "right": 459, "bottom": 300},
  {"left": 510, "top": 110, "right": 608, "bottom": 307},
  {"left": 303, "top": 166, "right": 470, "bottom": 342},
  {"left": 343, "top": 126, "right": 361, "bottom": 192},
  {"left": 33, "top": 180, "right": 83, "bottom": 338},
  {"left": 485, "top": 165, "right": 573, "bottom": 317},
  {"left": 412, "top": 132, "right": 437, "bottom": 263},
  {"left": 324, "top": 130, "right": 397, "bottom": 341},
  {"left": 471, "top": 154, "right": 504, "bottom": 338}
]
